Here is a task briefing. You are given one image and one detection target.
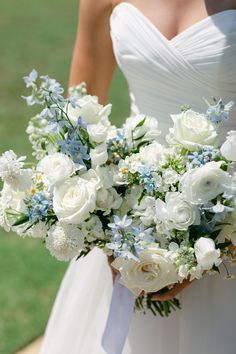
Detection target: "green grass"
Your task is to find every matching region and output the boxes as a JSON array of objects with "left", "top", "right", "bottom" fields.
[{"left": 0, "top": 1, "right": 129, "bottom": 353}]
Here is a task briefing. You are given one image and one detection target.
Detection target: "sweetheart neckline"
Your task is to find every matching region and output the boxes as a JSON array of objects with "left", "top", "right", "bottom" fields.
[{"left": 110, "top": 2, "right": 236, "bottom": 42}]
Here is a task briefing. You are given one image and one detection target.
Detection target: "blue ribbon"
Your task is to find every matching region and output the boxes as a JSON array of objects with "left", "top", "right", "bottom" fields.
[{"left": 102, "top": 275, "right": 135, "bottom": 354}]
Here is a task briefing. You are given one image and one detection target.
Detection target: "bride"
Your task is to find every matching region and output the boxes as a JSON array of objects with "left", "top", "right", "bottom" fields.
[{"left": 40, "top": 1, "right": 236, "bottom": 353}]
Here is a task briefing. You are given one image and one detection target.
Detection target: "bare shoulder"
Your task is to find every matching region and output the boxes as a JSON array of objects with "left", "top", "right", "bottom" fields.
[{"left": 79, "top": 0, "right": 112, "bottom": 19}]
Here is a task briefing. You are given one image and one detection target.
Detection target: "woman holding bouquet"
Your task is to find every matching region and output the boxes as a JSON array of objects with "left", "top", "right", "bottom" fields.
[{"left": 40, "top": 0, "right": 236, "bottom": 353}]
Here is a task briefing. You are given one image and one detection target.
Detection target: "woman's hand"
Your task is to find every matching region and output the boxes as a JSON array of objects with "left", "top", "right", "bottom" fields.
[
  {"left": 151, "top": 278, "right": 193, "bottom": 301},
  {"left": 107, "top": 255, "right": 118, "bottom": 282}
]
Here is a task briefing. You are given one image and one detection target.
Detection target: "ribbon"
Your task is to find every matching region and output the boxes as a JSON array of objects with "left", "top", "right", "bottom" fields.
[{"left": 102, "top": 275, "right": 135, "bottom": 354}]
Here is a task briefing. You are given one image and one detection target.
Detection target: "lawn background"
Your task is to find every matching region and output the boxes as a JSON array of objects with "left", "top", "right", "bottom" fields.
[{"left": 0, "top": 1, "right": 129, "bottom": 353}]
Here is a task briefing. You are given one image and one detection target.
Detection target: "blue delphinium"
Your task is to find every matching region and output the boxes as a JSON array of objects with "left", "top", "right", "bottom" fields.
[
  {"left": 186, "top": 147, "right": 219, "bottom": 168},
  {"left": 58, "top": 134, "right": 90, "bottom": 167},
  {"left": 206, "top": 98, "right": 234, "bottom": 124},
  {"left": 26, "top": 192, "right": 53, "bottom": 223},
  {"left": 138, "top": 166, "right": 156, "bottom": 194}
]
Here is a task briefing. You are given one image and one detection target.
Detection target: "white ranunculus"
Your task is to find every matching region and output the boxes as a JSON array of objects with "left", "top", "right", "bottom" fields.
[
  {"left": 155, "top": 192, "right": 201, "bottom": 231},
  {"left": 194, "top": 237, "right": 221, "bottom": 270},
  {"left": 53, "top": 176, "right": 96, "bottom": 224},
  {"left": 46, "top": 222, "right": 84, "bottom": 261},
  {"left": 37, "top": 153, "right": 75, "bottom": 186},
  {"left": 181, "top": 161, "right": 232, "bottom": 204},
  {"left": 96, "top": 187, "right": 122, "bottom": 214},
  {"left": 123, "top": 114, "right": 161, "bottom": 146},
  {"left": 87, "top": 123, "right": 108, "bottom": 143},
  {"left": 90, "top": 144, "right": 108, "bottom": 166},
  {"left": 168, "top": 109, "right": 218, "bottom": 151},
  {"left": 67, "top": 95, "right": 111, "bottom": 125},
  {"left": 220, "top": 131, "right": 236, "bottom": 161},
  {"left": 112, "top": 247, "right": 178, "bottom": 297}
]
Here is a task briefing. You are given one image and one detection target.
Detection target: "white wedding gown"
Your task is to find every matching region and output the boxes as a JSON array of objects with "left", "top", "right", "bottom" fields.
[{"left": 40, "top": 4, "right": 236, "bottom": 354}]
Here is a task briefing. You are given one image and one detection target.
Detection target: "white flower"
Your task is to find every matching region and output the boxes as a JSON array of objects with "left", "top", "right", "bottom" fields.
[
  {"left": 112, "top": 247, "right": 178, "bottom": 297},
  {"left": 162, "top": 169, "right": 179, "bottom": 185},
  {"left": 96, "top": 187, "right": 122, "bottom": 214},
  {"left": 0, "top": 151, "right": 32, "bottom": 191},
  {"left": 90, "top": 144, "right": 108, "bottom": 166},
  {"left": 37, "top": 153, "right": 76, "bottom": 186},
  {"left": 138, "top": 142, "right": 167, "bottom": 169},
  {"left": 46, "top": 222, "right": 84, "bottom": 261},
  {"left": 123, "top": 114, "right": 161, "bottom": 147},
  {"left": 27, "top": 221, "right": 48, "bottom": 238},
  {"left": 95, "top": 165, "right": 116, "bottom": 189},
  {"left": 67, "top": 94, "right": 111, "bottom": 125},
  {"left": 134, "top": 196, "right": 156, "bottom": 226},
  {"left": 155, "top": 192, "right": 201, "bottom": 231},
  {"left": 87, "top": 123, "right": 108, "bottom": 143},
  {"left": 181, "top": 161, "right": 232, "bottom": 204},
  {"left": 194, "top": 237, "right": 221, "bottom": 270},
  {"left": 168, "top": 109, "right": 218, "bottom": 150},
  {"left": 53, "top": 176, "right": 96, "bottom": 224},
  {"left": 80, "top": 215, "right": 105, "bottom": 242},
  {"left": 80, "top": 168, "right": 102, "bottom": 189},
  {"left": 220, "top": 131, "right": 236, "bottom": 161}
]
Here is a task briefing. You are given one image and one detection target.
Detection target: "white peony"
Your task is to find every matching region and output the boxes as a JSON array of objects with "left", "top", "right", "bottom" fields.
[
  {"left": 194, "top": 237, "right": 221, "bottom": 270},
  {"left": 168, "top": 109, "right": 218, "bottom": 151},
  {"left": 220, "top": 131, "right": 236, "bottom": 161},
  {"left": 181, "top": 161, "right": 232, "bottom": 204},
  {"left": 90, "top": 144, "right": 108, "bottom": 166},
  {"left": 112, "top": 247, "right": 178, "bottom": 297},
  {"left": 87, "top": 123, "right": 108, "bottom": 143},
  {"left": 46, "top": 222, "right": 84, "bottom": 261},
  {"left": 96, "top": 187, "right": 122, "bottom": 214},
  {"left": 67, "top": 94, "right": 111, "bottom": 125},
  {"left": 53, "top": 176, "right": 96, "bottom": 224},
  {"left": 37, "top": 153, "right": 76, "bottom": 186},
  {"left": 123, "top": 114, "right": 161, "bottom": 147},
  {"left": 155, "top": 192, "right": 201, "bottom": 231}
]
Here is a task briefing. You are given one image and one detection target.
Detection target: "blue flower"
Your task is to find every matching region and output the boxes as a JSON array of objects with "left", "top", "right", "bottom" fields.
[
  {"left": 26, "top": 192, "right": 53, "bottom": 223},
  {"left": 187, "top": 147, "right": 219, "bottom": 168},
  {"left": 108, "top": 215, "right": 132, "bottom": 231},
  {"left": 23, "top": 69, "right": 38, "bottom": 88},
  {"left": 206, "top": 98, "right": 234, "bottom": 124}
]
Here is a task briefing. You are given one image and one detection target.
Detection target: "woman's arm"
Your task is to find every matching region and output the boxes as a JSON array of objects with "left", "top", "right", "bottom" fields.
[{"left": 69, "top": 0, "right": 116, "bottom": 104}]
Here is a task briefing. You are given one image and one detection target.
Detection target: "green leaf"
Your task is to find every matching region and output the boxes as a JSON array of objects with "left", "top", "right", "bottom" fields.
[
  {"left": 216, "top": 241, "right": 231, "bottom": 250},
  {"left": 12, "top": 215, "right": 29, "bottom": 227},
  {"left": 134, "top": 116, "right": 146, "bottom": 129},
  {"left": 210, "top": 229, "right": 222, "bottom": 240}
]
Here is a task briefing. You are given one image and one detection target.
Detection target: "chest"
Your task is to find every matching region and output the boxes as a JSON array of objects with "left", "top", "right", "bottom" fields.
[{"left": 111, "top": 0, "right": 236, "bottom": 40}]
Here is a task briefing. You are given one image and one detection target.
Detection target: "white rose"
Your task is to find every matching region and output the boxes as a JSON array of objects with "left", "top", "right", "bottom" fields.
[
  {"left": 67, "top": 95, "right": 111, "bottom": 125},
  {"left": 194, "top": 237, "right": 221, "bottom": 270},
  {"left": 96, "top": 187, "right": 122, "bottom": 214},
  {"left": 81, "top": 168, "right": 102, "bottom": 189},
  {"left": 87, "top": 123, "right": 108, "bottom": 143},
  {"left": 169, "top": 109, "right": 218, "bottom": 150},
  {"left": 220, "top": 131, "right": 236, "bottom": 161},
  {"left": 112, "top": 247, "right": 178, "bottom": 297},
  {"left": 46, "top": 222, "right": 84, "bottom": 261},
  {"left": 123, "top": 114, "right": 161, "bottom": 146},
  {"left": 53, "top": 176, "right": 96, "bottom": 224},
  {"left": 90, "top": 144, "right": 108, "bottom": 166},
  {"left": 155, "top": 192, "right": 201, "bottom": 231},
  {"left": 37, "top": 153, "right": 75, "bottom": 186},
  {"left": 181, "top": 161, "right": 232, "bottom": 204}
]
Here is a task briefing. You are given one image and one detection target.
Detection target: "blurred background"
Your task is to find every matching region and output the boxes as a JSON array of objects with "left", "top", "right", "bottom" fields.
[{"left": 0, "top": 1, "right": 129, "bottom": 352}]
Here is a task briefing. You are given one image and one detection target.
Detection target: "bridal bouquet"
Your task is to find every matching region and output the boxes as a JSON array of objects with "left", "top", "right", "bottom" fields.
[{"left": 1, "top": 71, "right": 236, "bottom": 317}]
